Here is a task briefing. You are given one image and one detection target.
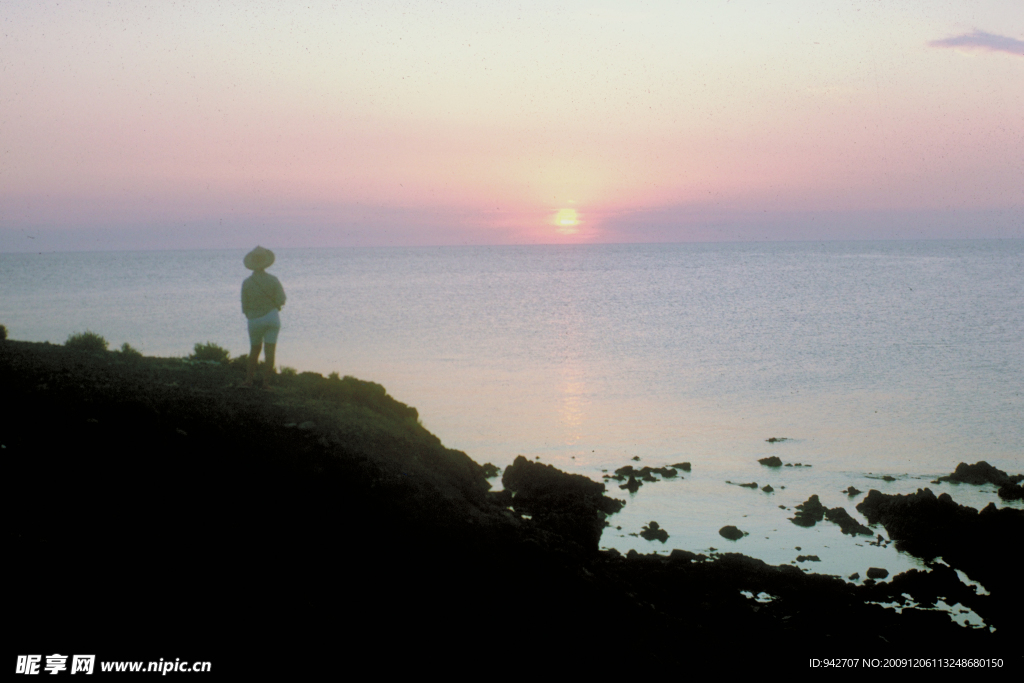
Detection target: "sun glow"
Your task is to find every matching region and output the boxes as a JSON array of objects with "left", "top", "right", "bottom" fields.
[{"left": 554, "top": 208, "right": 579, "bottom": 234}]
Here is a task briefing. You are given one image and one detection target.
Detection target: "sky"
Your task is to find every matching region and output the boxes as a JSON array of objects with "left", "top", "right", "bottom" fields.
[{"left": 1, "top": 0, "right": 1022, "bottom": 251}]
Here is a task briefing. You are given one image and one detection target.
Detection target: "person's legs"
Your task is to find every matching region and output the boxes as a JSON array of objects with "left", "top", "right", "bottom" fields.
[
  {"left": 264, "top": 343, "right": 276, "bottom": 384},
  {"left": 246, "top": 343, "right": 262, "bottom": 385}
]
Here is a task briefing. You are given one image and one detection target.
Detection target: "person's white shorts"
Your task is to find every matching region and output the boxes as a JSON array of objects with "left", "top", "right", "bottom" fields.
[{"left": 247, "top": 310, "right": 281, "bottom": 346}]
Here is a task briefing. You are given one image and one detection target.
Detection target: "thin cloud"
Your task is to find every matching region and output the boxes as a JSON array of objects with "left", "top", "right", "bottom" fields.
[{"left": 929, "top": 30, "right": 1024, "bottom": 56}]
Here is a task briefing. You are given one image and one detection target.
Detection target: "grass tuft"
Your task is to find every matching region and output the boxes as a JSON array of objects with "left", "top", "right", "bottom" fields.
[
  {"left": 120, "top": 342, "right": 143, "bottom": 359},
  {"left": 189, "top": 341, "right": 231, "bottom": 363}
]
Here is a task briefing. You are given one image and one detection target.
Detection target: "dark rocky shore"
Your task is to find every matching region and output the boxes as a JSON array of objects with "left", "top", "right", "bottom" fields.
[{"left": 4, "top": 340, "right": 1020, "bottom": 673}]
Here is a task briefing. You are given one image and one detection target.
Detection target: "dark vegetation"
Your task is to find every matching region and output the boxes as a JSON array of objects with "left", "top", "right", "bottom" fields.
[
  {"left": 188, "top": 341, "right": 232, "bottom": 363},
  {"left": 64, "top": 330, "right": 109, "bottom": 352},
  {"left": 119, "top": 342, "right": 142, "bottom": 359},
  {"left": 4, "top": 339, "right": 1020, "bottom": 673}
]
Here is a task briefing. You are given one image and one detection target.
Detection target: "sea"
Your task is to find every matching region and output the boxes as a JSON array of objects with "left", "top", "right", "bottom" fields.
[{"left": 3, "top": 240, "right": 1022, "bottom": 607}]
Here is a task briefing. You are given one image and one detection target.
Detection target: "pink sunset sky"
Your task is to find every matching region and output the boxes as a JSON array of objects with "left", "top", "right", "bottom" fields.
[{"left": 1, "top": 0, "right": 1022, "bottom": 252}]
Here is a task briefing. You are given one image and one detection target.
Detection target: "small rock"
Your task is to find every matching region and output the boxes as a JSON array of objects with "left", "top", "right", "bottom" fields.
[
  {"left": 671, "top": 462, "right": 692, "bottom": 472},
  {"left": 866, "top": 567, "right": 889, "bottom": 579},
  {"left": 620, "top": 475, "right": 641, "bottom": 493},
  {"left": 631, "top": 456, "right": 640, "bottom": 461},
  {"left": 761, "top": 485, "right": 774, "bottom": 493},
  {"left": 790, "top": 494, "right": 827, "bottom": 527},
  {"left": 848, "top": 572, "right": 860, "bottom": 580},
  {"left": 758, "top": 456, "right": 783, "bottom": 467},
  {"left": 481, "top": 463, "right": 501, "bottom": 478},
  {"left": 640, "top": 521, "right": 669, "bottom": 543},
  {"left": 843, "top": 486, "right": 862, "bottom": 496},
  {"left": 998, "top": 482, "right": 1024, "bottom": 500},
  {"left": 766, "top": 437, "right": 788, "bottom": 443},
  {"left": 719, "top": 525, "right": 745, "bottom": 541},
  {"left": 796, "top": 555, "right": 821, "bottom": 562}
]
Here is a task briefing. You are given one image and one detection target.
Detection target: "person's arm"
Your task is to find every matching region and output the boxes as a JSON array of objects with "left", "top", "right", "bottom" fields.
[{"left": 275, "top": 278, "right": 286, "bottom": 309}]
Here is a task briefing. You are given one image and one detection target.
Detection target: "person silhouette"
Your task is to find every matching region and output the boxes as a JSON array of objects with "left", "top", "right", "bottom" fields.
[{"left": 241, "top": 246, "right": 286, "bottom": 388}]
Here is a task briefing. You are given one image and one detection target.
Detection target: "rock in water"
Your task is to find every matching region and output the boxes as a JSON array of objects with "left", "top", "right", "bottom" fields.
[
  {"left": 997, "top": 482, "right": 1024, "bottom": 500},
  {"left": 620, "top": 475, "right": 641, "bottom": 493},
  {"left": 790, "top": 494, "right": 827, "bottom": 527},
  {"left": 640, "top": 521, "right": 669, "bottom": 543},
  {"left": 824, "top": 506, "right": 873, "bottom": 536},
  {"left": 758, "top": 456, "right": 783, "bottom": 467},
  {"left": 855, "top": 487, "right": 1024, "bottom": 601},
  {"left": 937, "top": 461, "right": 1022, "bottom": 486},
  {"left": 719, "top": 525, "right": 745, "bottom": 541}
]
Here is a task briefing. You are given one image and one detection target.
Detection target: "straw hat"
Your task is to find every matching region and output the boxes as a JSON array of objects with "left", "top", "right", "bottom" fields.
[{"left": 243, "top": 246, "right": 275, "bottom": 270}]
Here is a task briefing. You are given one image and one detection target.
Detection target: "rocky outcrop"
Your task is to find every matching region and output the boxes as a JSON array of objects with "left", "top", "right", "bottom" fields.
[
  {"left": 503, "top": 455, "right": 625, "bottom": 552},
  {"left": 791, "top": 495, "right": 871, "bottom": 535},
  {"left": 856, "top": 487, "right": 1024, "bottom": 614},
  {"left": 937, "top": 461, "right": 1023, "bottom": 487},
  {"left": 608, "top": 464, "right": 680, "bottom": 483}
]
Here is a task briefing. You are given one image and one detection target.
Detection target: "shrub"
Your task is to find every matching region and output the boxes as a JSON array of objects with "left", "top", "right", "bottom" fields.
[
  {"left": 66, "top": 330, "right": 109, "bottom": 352},
  {"left": 280, "top": 366, "right": 297, "bottom": 377},
  {"left": 0, "top": 324, "right": 7, "bottom": 341},
  {"left": 120, "top": 342, "right": 143, "bottom": 359},
  {"left": 189, "top": 342, "right": 231, "bottom": 363}
]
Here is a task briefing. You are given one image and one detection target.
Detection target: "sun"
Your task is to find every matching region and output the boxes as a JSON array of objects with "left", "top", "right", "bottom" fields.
[{"left": 554, "top": 208, "right": 579, "bottom": 234}]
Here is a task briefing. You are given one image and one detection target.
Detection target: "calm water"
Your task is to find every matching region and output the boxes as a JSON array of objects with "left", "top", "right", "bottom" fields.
[{"left": 3, "top": 241, "right": 1022, "bottom": 591}]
